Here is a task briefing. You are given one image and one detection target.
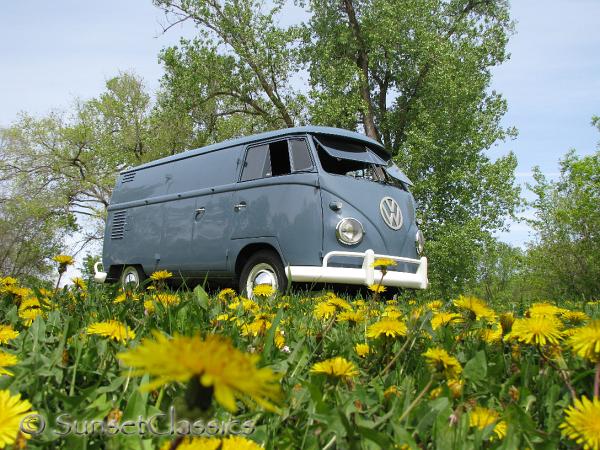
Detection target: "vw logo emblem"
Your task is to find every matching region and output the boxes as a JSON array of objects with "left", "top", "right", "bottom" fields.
[{"left": 380, "top": 197, "right": 403, "bottom": 230}]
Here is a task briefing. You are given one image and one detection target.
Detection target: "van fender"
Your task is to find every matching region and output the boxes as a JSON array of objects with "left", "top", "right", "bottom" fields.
[{"left": 229, "top": 237, "right": 287, "bottom": 277}]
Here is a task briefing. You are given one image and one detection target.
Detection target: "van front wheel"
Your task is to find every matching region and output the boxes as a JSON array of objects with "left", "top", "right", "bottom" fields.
[
  {"left": 239, "top": 250, "right": 287, "bottom": 299},
  {"left": 120, "top": 265, "right": 146, "bottom": 290}
]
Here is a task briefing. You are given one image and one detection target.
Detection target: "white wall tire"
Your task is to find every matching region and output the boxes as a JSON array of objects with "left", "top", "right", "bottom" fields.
[
  {"left": 120, "top": 265, "right": 145, "bottom": 290},
  {"left": 239, "top": 250, "right": 287, "bottom": 299}
]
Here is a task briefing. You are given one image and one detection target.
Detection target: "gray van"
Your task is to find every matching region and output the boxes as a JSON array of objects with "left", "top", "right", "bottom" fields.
[{"left": 93, "top": 126, "right": 428, "bottom": 295}]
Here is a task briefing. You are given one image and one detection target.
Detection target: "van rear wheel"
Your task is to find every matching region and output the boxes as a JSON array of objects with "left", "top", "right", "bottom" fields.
[
  {"left": 239, "top": 250, "right": 287, "bottom": 299},
  {"left": 120, "top": 265, "right": 146, "bottom": 290}
]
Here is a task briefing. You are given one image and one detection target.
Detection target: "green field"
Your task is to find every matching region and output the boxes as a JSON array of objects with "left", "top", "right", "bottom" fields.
[{"left": 1, "top": 268, "right": 599, "bottom": 450}]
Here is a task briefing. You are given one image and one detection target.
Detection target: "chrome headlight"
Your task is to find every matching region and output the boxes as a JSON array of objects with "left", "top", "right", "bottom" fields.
[
  {"left": 336, "top": 218, "right": 364, "bottom": 245},
  {"left": 416, "top": 230, "right": 425, "bottom": 255}
]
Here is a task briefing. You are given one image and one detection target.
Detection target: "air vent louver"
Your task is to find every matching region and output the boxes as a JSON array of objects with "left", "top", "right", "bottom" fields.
[
  {"left": 110, "top": 210, "right": 127, "bottom": 240},
  {"left": 122, "top": 172, "right": 136, "bottom": 183}
]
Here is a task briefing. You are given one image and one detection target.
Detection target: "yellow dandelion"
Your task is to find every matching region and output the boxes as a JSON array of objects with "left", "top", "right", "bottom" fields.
[
  {"left": 0, "top": 325, "right": 19, "bottom": 345},
  {"left": 383, "top": 385, "right": 400, "bottom": 399},
  {"left": 313, "top": 302, "right": 337, "bottom": 320},
  {"left": 368, "top": 283, "right": 386, "bottom": 293},
  {"left": 337, "top": 310, "right": 365, "bottom": 325},
  {"left": 165, "top": 435, "right": 263, "bottom": 450},
  {"left": 499, "top": 312, "right": 515, "bottom": 334},
  {"left": 71, "top": 277, "right": 87, "bottom": 291},
  {"left": 355, "top": 343, "right": 370, "bottom": 358},
  {"left": 18, "top": 297, "right": 40, "bottom": 311},
  {"left": 0, "top": 276, "right": 18, "bottom": 287},
  {"left": 153, "top": 293, "right": 180, "bottom": 307},
  {"left": 426, "top": 300, "right": 443, "bottom": 310},
  {"left": 560, "top": 396, "right": 600, "bottom": 450},
  {"left": 447, "top": 378, "right": 464, "bottom": 398},
  {"left": 310, "top": 357, "right": 358, "bottom": 380},
  {"left": 274, "top": 330, "right": 286, "bottom": 350},
  {"left": 366, "top": 319, "right": 407, "bottom": 339},
  {"left": 469, "top": 406, "right": 504, "bottom": 438},
  {"left": 253, "top": 284, "right": 275, "bottom": 298},
  {"left": 52, "top": 255, "right": 74, "bottom": 266},
  {"left": 86, "top": 320, "right": 135, "bottom": 343},
  {"left": 566, "top": 320, "right": 600, "bottom": 362},
  {"left": 527, "top": 302, "right": 564, "bottom": 318},
  {"left": 453, "top": 295, "right": 496, "bottom": 321},
  {"left": 505, "top": 316, "right": 563, "bottom": 346},
  {"left": 18, "top": 308, "right": 43, "bottom": 327},
  {"left": 431, "top": 312, "right": 463, "bottom": 330},
  {"left": 327, "top": 297, "right": 352, "bottom": 311},
  {"left": 217, "top": 288, "right": 237, "bottom": 303},
  {"left": 242, "top": 319, "right": 272, "bottom": 337},
  {"left": 149, "top": 270, "right": 173, "bottom": 281},
  {"left": 372, "top": 258, "right": 397, "bottom": 268},
  {"left": 0, "top": 390, "right": 36, "bottom": 449},
  {"left": 144, "top": 299, "right": 155, "bottom": 315},
  {"left": 562, "top": 310, "right": 589, "bottom": 325},
  {"left": 118, "top": 333, "right": 282, "bottom": 413},
  {"left": 0, "top": 351, "right": 19, "bottom": 376},
  {"left": 479, "top": 323, "right": 503, "bottom": 344},
  {"left": 423, "top": 347, "right": 462, "bottom": 379}
]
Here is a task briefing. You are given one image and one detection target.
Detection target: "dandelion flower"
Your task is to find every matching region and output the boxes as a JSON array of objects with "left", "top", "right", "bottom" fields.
[
  {"left": 86, "top": 320, "right": 135, "bottom": 343},
  {"left": 368, "top": 284, "right": 386, "bottom": 294},
  {"left": 327, "top": 297, "right": 352, "bottom": 311},
  {"left": 560, "top": 396, "right": 600, "bottom": 450},
  {"left": 153, "top": 293, "right": 180, "bottom": 307},
  {"left": 118, "top": 333, "right": 282, "bottom": 413},
  {"left": 527, "top": 302, "right": 564, "bottom": 318},
  {"left": 253, "top": 284, "right": 275, "bottom": 298},
  {"left": 469, "top": 406, "right": 504, "bottom": 439},
  {"left": 372, "top": 258, "right": 397, "bottom": 268},
  {"left": 431, "top": 312, "right": 463, "bottom": 330},
  {"left": 337, "top": 310, "right": 365, "bottom": 325},
  {"left": 505, "top": 316, "right": 563, "bottom": 346},
  {"left": 479, "top": 323, "right": 503, "bottom": 344},
  {"left": 566, "top": 320, "right": 600, "bottom": 362},
  {"left": 0, "top": 325, "right": 19, "bottom": 345},
  {"left": 217, "top": 288, "right": 237, "bottom": 303},
  {"left": 499, "top": 312, "right": 515, "bottom": 334},
  {"left": 423, "top": 347, "right": 462, "bottom": 379},
  {"left": 0, "top": 351, "right": 18, "bottom": 376},
  {"left": 447, "top": 378, "right": 463, "bottom": 398},
  {"left": 71, "top": 277, "right": 87, "bottom": 291},
  {"left": 52, "top": 255, "right": 74, "bottom": 266},
  {"left": 561, "top": 310, "right": 589, "bottom": 325},
  {"left": 0, "top": 277, "right": 17, "bottom": 287},
  {"left": 453, "top": 295, "right": 496, "bottom": 321},
  {"left": 355, "top": 343, "right": 370, "bottom": 357},
  {"left": 366, "top": 319, "right": 407, "bottom": 339},
  {"left": 313, "top": 302, "right": 337, "bottom": 320},
  {"left": 165, "top": 436, "right": 262, "bottom": 450},
  {"left": 311, "top": 357, "right": 358, "bottom": 380},
  {"left": 149, "top": 270, "right": 173, "bottom": 281},
  {"left": 426, "top": 300, "right": 443, "bottom": 310},
  {"left": 18, "top": 308, "right": 43, "bottom": 327},
  {"left": 0, "top": 390, "right": 35, "bottom": 449}
]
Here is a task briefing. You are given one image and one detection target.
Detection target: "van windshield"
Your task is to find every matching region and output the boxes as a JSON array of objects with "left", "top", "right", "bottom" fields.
[{"left": 314, "top": 137, "right": 408, "bottom": 189}]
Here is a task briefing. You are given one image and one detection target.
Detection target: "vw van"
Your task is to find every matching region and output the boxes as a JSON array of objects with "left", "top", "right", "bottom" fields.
[{"left": 94, "top": 126, "right": 428, "bottom": 295}]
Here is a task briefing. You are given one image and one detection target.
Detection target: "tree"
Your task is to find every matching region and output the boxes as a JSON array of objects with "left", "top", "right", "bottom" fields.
[
  {"left": 0, "top": 73, "right": 158, "bottom": 257},
  {"left": 525, "top": 121, "right": 600, "bottom": 300}
]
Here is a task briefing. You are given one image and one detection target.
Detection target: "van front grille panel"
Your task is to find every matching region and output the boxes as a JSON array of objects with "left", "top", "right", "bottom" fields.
[{"left": 110, "top": 211, "right": 127, "bottom": 240}]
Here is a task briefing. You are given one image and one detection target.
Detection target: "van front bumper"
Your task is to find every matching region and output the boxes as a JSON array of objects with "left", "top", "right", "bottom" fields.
[
  {"left": 93, "top": 262, "right": 107, "bottom": 283},
  {"left": 288, "top": 249, "right": 428, "bottom": 289}
]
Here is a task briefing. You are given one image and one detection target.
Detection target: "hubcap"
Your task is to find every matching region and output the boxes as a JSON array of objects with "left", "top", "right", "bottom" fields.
[
  {"left": 122, "top": 269, "right": 139, "bottom": 289},
  {"left": 246, "top": 263, "right": 278, "bottom": 298}
]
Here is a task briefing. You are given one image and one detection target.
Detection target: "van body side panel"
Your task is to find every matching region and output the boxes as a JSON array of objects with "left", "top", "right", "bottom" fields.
[{"left": 231, "top": 173, "right": 323, "bottom": 267}]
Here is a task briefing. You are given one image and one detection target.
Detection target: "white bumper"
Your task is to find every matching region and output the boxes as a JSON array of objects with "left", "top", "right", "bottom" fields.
[
  {"left": 288, "top": 249, "right": 428, "bottom": 289},
  {"left": 93, "top": 262, "right": 108, "bottom": 284}
]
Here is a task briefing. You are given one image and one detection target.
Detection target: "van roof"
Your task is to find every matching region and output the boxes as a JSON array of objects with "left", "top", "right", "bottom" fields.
[{"left": 122, "top": 126, "right": 386, "bottom": 174}]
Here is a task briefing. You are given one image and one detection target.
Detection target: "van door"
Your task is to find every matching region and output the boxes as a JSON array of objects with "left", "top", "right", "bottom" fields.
[{"left": 231, "top": 138, "right": 323, "bottom": 267}]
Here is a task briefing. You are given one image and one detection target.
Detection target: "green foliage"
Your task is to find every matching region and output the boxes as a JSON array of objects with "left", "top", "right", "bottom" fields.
[{"left": 525, "top": 143, "right": 600, "bottom": 301}]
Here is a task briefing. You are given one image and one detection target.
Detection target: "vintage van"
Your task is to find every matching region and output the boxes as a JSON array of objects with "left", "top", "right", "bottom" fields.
[{"left": 94, "top": 126, "right": 428, "bottom": 295}]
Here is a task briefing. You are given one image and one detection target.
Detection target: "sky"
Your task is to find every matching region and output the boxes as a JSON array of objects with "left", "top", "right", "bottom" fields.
[{"left": 1, "top": 0, "right": 599, "bottom": 270}]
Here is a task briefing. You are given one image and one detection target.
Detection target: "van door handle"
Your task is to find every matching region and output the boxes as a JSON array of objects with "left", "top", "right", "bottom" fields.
[
  {"left": 234, "top": 202, "right": 247, "bottom": 212},
  {"left": 194, "top": 207, "right": 206, "bottom": 221}
]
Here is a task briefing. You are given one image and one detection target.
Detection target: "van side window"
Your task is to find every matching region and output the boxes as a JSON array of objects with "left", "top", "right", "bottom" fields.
[
  {"left": 241, "top": 144, "right": 271, "bottom": 181},
  {"left": 289, "top": 139, "right": 313, "bottom": 172},
  {"left": 269, "top": 140, "right": 291, "bottom": 176}
]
